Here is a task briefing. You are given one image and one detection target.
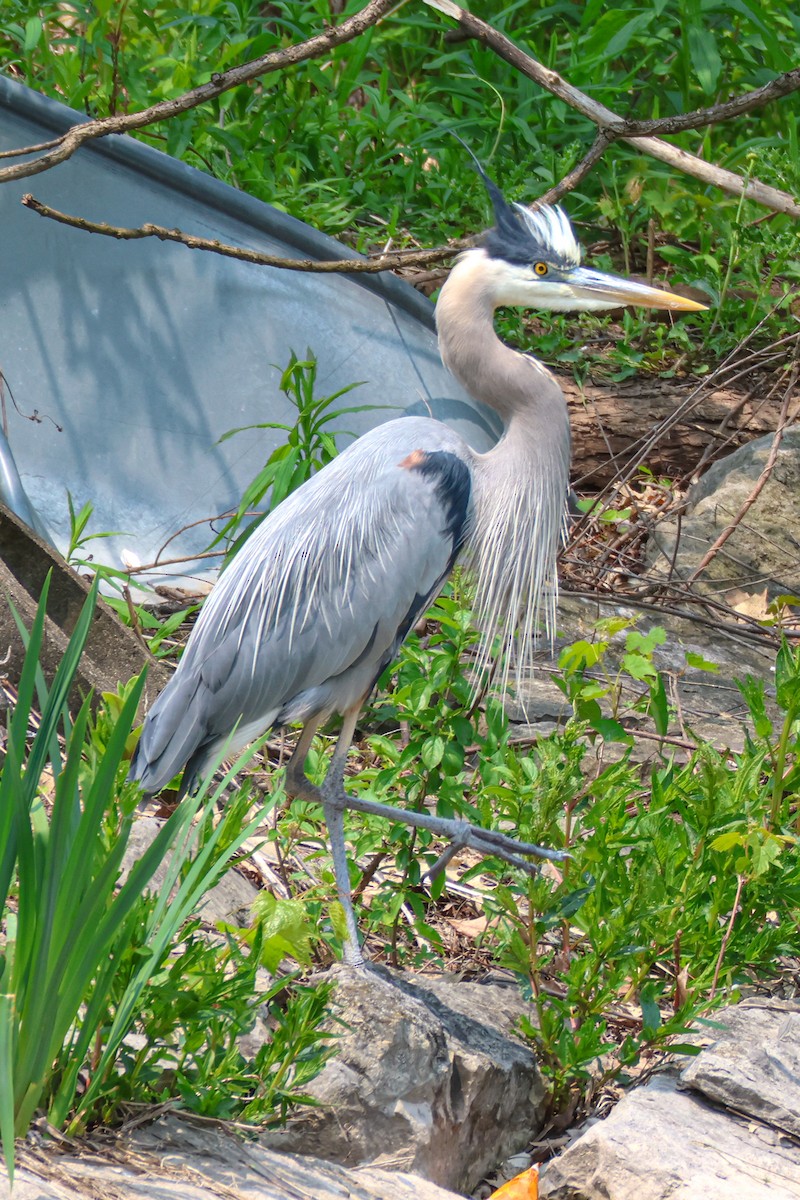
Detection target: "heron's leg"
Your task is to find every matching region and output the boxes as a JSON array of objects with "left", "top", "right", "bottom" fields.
[
  {"left": 320, "top": 708, "right": 364, "bottom": 968},
  {"left": 284, "top": 713, "right": 365, "bottom": 969},
  {"left": 283, "top": 718, "right": 325, "bottom": 805},
  {"left": 318, "top": 712, "right": 566, "bottom": 893},
  {"left": 325, "top": 782, "right": 568, "bottom": 872}
]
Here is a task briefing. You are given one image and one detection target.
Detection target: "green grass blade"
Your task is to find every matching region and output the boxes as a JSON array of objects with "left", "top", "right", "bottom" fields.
[{"left": 0, "top": 993, "right": 16, "bottom": 1184}]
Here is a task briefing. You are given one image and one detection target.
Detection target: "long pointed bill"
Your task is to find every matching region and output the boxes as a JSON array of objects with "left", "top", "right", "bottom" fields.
[{"left": 566, "top": 266, "right": 708, "bottom": 312}]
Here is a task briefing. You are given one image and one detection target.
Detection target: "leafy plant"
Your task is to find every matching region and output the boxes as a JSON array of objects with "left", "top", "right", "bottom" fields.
[
  {"left": 555, "top": 614, "right": 669, "bottom": 742},
  {"left": 211, "top": 348, "right": 380, "bottom": 561},
  {"left": 475, "top": 638, "right": 799, "bottom": 1113},
  {"left": 83, "top": 899, "right": 333, "bottom": 1127}
]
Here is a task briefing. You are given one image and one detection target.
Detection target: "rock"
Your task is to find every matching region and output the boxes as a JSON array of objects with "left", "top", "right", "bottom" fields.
[
  {"left": 539, "top": 1002, "right": 800, "bottom": 1200},
  {"left": 261, "top": 966, "right": 546, "bottom": 1194},
  {"left": 680, "top": 1001, "right": 800, "bottom": 1137},
  {"left": 120, "top": 817, "right": 259, "bottom": 925},
  {"left": 3, "top": 1113, "right": 465, "bottom": 1200},
  {"left": 514, "top": 594, "right": 776, "bottom": 757},
  {"left": 646, "top": 427, "right": 800, "bottom": 599},
  {"left": 539, "top": 1070, "right": 800, "bottom": 1200}
]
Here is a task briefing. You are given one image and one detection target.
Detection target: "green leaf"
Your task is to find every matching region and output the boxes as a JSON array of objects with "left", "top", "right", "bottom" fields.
[
  {"left": 421, "top": 735, "right": 445, "bottom": 769},
  {"left": 440, "top": 741, "right": 465, "bottom": 776},
  {"left": 640, "top": 982, "right": 662, "bottom": 1037},
  {"left": 560, "top": 639, "right": 606, "bottom": 673},
  {"left": 709, "top": 831, "right": 743, "bottom": 852},
  {"left": 621, "top": 652, "right": 657, "bottom": 682},
  {"left": 649, "top": 673, "right": 669, "bottom": 737},
  {"left": 625, "top": 627, "right": 666, "bottom": 656},
  {"left": 590, "top": 715, "right": 633, "bottom": 744},
  {"left": 23, "top": 16, "right": 42, "bottom": 52},
  {"left": 686, "top": 23, "right": 722, "bottom": 94},
  {"left": 0, "top": 994, "right": 15, "bottom": 1182},
  {"left": 775, "top": 639, "right": 800, "bottom": 712},
  {"left": 685, "top": 651, "right": 719, "bottom": 673}
]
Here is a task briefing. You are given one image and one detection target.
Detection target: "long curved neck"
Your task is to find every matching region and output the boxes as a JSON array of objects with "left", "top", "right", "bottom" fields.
[
  {"left": 436, "top": 251, "right": 565, "bottom": 426},
  {"left": 435, "top": 250, "right": 571, "bottom": 691}
]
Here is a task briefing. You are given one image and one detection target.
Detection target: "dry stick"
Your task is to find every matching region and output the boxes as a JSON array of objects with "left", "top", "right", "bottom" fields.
[
  {"left": 0, "top": 135, "right": 63, "bottom": 161},
  {"left": 685, "top": 358, "right": 800, "bottom": 585},
  {"left": 19, "top": 17, "right": 800, "bottom": 276},
  {"left": 0, "top": 0, "right": 398, "bottom": 184},
  {"left": 709, "top": 874, "right": 746, "bottom": 1000},
  {"left": 685, "top": 364, "right": 793, "bottom": 484},
  {"left": 560, "top": 585, "right": 786, "bottom": 648},
  {"left": 20, "top": 194, "right": 455, "bottom": 275},
  {"left": 425, "top": 0, "right": 800, "bottom": 218},
  {"left": 533, "top": 130, "right": 612, "bottom": 208}
]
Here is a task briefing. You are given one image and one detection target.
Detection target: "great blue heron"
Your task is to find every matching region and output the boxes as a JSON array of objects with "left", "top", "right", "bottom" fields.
[{"left": 129, "top": 167, "right": 704, "bottom": 966}]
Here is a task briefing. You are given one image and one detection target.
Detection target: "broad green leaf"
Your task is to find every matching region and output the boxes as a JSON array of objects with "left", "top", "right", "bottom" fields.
[
  {"left": 640, "top": 982, "right": 662, "bottom": 1037},
  {"left": 686, "top": 23, "right": 722, "bottom": 94},
  {"left": 23, "top": 16, "right": 42, "bottom": 52},
  {"left": 685, "top": 651, "right": 719, "bottom": 673},
  {"left": 421, "top": 735, "right": 445, "bottom": 769},
  {"left": 626, "top": 627, "right": 666, "bottom": 655},
  {"left": 621, "top": 652, "right": 657, "bottom": 681},
  {"left": 590, "top": 715, "right": 633, "bottom": 744},
  {"left": 560, "top": 639, "right": 606, "bottom": 673},
  {"left": 709, "top": 831, "right": 743, "bottom": 852}
]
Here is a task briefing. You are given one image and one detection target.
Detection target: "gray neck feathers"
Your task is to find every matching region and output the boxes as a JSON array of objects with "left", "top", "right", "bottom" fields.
[{"left": 436, "top": 253, "right": 571, "bottom": 693}]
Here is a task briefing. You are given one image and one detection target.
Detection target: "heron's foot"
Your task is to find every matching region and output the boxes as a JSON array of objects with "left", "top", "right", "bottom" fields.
[
  {"left": 422, "top": 818, "right": 568, "bottom": 881},
  {"left": 321, "top": 783, "right": 568, "bottom": 879},
  {"left": 284, "top": 770, "right": 324, "bottom": 807}
]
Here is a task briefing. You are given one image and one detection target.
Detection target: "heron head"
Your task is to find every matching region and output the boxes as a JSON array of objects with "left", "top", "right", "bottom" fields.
[{"left": 477, "top": 167, "right": 706, "bottom": 314}]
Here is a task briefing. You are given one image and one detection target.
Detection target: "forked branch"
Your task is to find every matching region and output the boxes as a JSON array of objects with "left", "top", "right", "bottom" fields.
[{"left": 425, "top": 0, "right": 800, "bottom": 218}]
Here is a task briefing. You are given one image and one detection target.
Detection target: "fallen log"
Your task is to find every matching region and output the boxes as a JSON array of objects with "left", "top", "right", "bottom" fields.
[{"left": 564, "top": 371, "right": 793, "bottom": 487}]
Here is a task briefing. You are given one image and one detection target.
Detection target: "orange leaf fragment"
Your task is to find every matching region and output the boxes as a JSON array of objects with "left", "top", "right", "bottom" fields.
[
  {"left": 488, "top": 1166, "right": 539, "bottom": 1199},
  {"left": 445, "top": 916, "right": 490, "bottom": 939}
]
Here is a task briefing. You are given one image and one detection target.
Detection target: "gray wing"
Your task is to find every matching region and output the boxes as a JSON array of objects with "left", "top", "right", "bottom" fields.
[{"left": 130, "top": 417, "right": 473, "bottom": 794}]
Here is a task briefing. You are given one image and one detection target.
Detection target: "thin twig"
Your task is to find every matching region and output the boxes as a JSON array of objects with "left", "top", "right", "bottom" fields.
[
  {"left": 533, "top": 131, "right": 613, "bottom": 208},
  {"left": 709, "top": 874, "right": 746, "bottom": 999},
  {"left": 21, "top": 194, "right": 457, "bottom": 274}
]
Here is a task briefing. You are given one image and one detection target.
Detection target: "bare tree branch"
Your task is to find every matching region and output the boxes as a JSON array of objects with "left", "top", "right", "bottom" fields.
[
  {"left": 533, "top": 131, "right": 613, "bottom": 208},
  {"left": 425, "top": 0, "right": 800, "bottom": 218},
  {"left": 20, "top": 194, "right": 457, "bottom": 273},
  {"left": 0, "top": 0, "right": 396, "bottom": 184}
]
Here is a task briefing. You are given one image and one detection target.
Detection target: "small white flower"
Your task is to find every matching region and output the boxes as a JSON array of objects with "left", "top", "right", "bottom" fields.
[{"left": 120, "top": 548, "right": 141, "bottom": 571}]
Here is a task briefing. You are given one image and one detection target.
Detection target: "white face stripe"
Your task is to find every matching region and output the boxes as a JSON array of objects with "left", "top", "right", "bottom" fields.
[{"left": 512, "top": 203, "right": 581, "bottom": 268}]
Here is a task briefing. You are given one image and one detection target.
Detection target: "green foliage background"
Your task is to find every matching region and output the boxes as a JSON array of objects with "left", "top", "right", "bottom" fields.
[{"left": 2, "top": 0, "right": 799, "bottom": 364}]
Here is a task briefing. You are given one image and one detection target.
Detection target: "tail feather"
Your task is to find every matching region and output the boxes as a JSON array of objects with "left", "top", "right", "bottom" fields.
[{"left": 128, "top": 671, "right": 208, "bottom": 796}]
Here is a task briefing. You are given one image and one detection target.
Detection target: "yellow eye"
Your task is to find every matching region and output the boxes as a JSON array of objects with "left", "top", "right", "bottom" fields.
[{"left": 534, "top": 262, "right": 548, "bottom": 276}]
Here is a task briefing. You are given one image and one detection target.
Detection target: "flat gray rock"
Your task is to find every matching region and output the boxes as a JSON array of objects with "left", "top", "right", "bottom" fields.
[
  {"left": 261, "top": 966, "right": 545, "bottom": 1194},
  {"left": 539, "top": 1071, "right": 800, "bottom": 1200},
  {"left": 647, "top": 426, "right": 800, "bottom": 599},
  {"left": 3, "top": 1114, "right": 464, "bottom": 1200},
  {"left": 680, "top": 1001, "right": 800, "bottom": 1137}
]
